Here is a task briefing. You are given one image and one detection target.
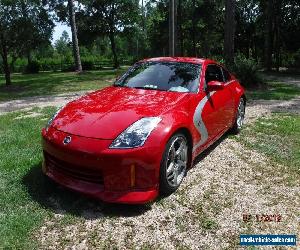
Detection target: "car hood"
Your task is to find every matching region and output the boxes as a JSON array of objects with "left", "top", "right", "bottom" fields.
[{"left": 52, "top": 86, "right": 188, "bottom": 139}]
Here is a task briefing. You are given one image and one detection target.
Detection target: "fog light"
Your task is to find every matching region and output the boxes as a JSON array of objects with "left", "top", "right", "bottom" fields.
[{"left": 130, "top": 164, "right": 135, "bottom": 188}]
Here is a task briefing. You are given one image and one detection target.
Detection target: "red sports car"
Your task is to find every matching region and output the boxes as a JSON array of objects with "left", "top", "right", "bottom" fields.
[{"left": 42, "top": 57, "right": 246, "bottom": 204}]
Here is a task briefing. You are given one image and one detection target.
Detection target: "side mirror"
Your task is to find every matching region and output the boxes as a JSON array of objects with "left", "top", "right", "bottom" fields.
[{"left": 206, "top": 80, "right": 224, "bottom": 91}]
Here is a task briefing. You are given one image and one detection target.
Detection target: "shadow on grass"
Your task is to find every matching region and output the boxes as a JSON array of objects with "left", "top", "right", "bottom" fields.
[
  {"left": 0, "top": 70, "right": 127, "bottom": 101},
  {"left": 22, "top": 163, "right": 151, "bottom": 219},
  {"left": 246, "top": 83, "right": 300, "bottom": 100}
]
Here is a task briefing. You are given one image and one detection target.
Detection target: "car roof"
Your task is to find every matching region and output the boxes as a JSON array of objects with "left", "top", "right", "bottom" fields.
[{"left": 140, "top": 57, "right": 216, "bottom": 65}]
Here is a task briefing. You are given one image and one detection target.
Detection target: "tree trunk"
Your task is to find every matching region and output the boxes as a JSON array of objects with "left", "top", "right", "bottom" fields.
[
  {"left": 141, "top": 0, "right": 145, "bottom": 32},
  {"left": 178, "top": 0, "right": 184, "bottom": 56},
  {"left": 192, "top": 0, "right": 196, "bottom": 56},
  {"left": 68, "top": 0, "right": 82, "bottom": 72},
  {"left": 27, "top": 51, "right": 32, "bottom": 64},
  {"left": 224, "top": 0, "right": 236, "bottom": 66},
  {"left": 109, "top": 32, "right": 119, "bottom": 69},
  {"left": 10, "top": 55, "right": 17, "bottom": 73},
  {"left": 274, "top": 0, "right": 282, "bottom": 72},
  {"left": 264, "top": 0, "right": 273, "bottom": 71},
  {"left": 169, "top": 0, "right": 177, "bottom": 56},
  {"left": 274, "top": 21, "right": 280, "bottom": 72},
  {"left": 0, "top": 40, "right": 11, "bottom": 86},
  {"left": 253, "top": 37, "right": 258, "bottom": 61}
]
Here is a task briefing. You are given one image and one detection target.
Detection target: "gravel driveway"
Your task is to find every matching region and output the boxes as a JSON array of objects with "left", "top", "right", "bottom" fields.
[
  {"left": 0, "top": 91, "right": 91, "bottom": 115},
  {"left": 1, "top": 84, "right": 299, "bottom": 249}
]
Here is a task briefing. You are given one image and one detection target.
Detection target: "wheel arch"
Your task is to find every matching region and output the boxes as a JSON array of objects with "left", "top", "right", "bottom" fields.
[{"left": 241, "top": 94, "right": 247, "bottom": 105}]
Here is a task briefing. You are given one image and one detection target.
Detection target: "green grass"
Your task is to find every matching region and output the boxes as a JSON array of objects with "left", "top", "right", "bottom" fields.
[
  {"left": 1, "top": 70, "right": 299, "bottom": 102},
  {"left": 0, "top": 107, "right": 151, "bottom": 248},
  {"left": 0, "top": 72, "right": 299, "bottom": 248},
  {"left": 195, "top": 204, "right": 219, "bottom": 231},
  {"left": 236, "top": 113, "right": 300, "bottom": 184},
  {"left": 246, "top": 82, "right": 300, "bottom": 100},
  {"left": 0, "top": 108, "right": 80, "bottom": 248},
  {"left": 0, "top": 108, "right": 97, "bottom": 248},
  {"left": 0, "top": 69, "right": 127, "bottom": 101},
  {"left": 0, "top": 108, "right": 55, "bottom": 248}
]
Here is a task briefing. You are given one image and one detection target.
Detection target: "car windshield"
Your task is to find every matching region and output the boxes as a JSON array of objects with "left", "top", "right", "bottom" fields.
[{"left": 115, "top": 61, "right": 201, "bottom": 93}]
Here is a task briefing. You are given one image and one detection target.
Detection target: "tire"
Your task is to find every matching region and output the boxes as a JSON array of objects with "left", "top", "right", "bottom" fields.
[
  {"left": 159, "top": 133, "right": 188, "bottom": 196},
  {"left": 231, "top": 97, "right": 246, "bottom": 134}
]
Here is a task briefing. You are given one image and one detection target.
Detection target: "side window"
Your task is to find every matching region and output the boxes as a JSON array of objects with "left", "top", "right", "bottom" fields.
[
  {"left": 222, "top": 68, "right": 231, "bottom": 82},
  {"left": 205, "top": 65, "right": 224, "bottom": 83}
]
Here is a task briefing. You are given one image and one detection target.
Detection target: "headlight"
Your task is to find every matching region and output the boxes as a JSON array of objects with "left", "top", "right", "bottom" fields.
[
  {"left": 109, "top": 117, "right": 162, "bottom": 149},
  {"left": 46, "top": 108, "right": 62, "bottom": 130}
]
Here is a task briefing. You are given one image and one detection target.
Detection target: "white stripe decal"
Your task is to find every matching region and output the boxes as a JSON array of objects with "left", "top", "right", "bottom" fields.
[{"left": 192, "top": 91, "right": 216, "bottom": 152}]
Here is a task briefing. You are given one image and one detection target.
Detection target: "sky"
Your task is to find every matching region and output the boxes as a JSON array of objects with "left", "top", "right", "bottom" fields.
[{"left": 52, "top": 22, "right": 72, "bottom": 43}]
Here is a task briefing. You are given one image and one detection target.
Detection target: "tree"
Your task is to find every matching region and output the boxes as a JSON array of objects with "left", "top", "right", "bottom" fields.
[
  {"left": 144, "top": 0, "right": 169, "bottom": 57},
  {"left": 191, "top": 0, "right": 196, "bottom": 56},
  {"left": 235, "top": 0, "right": 260, "bottom": 60},
  {"left": 169, "top": 0, "right": 177, "bottom": 56},
  {"left": 264, "top": 0, "right": 273, "bottom": 71},
  {"left": 274, "top": 0, "right": 282, "bottom": 71},
  {"left": 55, "top": 31, "right": 72, "bottom": 56},
  {"left": 67, "top": 0, "right": 82, "bottom": 72},
  {"left": 0, "top": 33, "right": 11, "bottom": 85},
  {"left": 46, "top": 0, "right": 82, "bottom": 72},
  {"left": 78, "top": 0, "right": 139, "bottom": 69},
  {"left": 224, "top": 0, "right": 236, "bottom": 65},
  {"left": 178, "top": 0, "right": 183, "bottom": 56},
  {"left": 0, "top": 0, "right": 54, "bottom": 85}
]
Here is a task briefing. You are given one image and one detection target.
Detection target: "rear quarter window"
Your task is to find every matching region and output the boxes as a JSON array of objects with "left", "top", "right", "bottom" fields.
[{"left": 222, "top": 68, "right": 232, "bottom": 82}]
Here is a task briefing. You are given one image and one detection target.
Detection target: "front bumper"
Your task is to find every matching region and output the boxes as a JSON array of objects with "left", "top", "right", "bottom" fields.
[
  {"left": 42, "top": 161, "right": 157, "bottom": 204},
  {"left": 42, "top": 127, "right": 163, "bottom": 204}
]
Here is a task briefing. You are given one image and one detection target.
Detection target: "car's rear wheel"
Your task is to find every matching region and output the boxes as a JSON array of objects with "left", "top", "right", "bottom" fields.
[
  {"left": 231, "top": 97, "right": 246, "bottom": 134},
  {"left": 160, "top": 133, "right": 188, "bottom": 196}
]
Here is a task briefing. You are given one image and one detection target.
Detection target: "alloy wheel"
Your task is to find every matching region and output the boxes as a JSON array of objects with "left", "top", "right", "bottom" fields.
[
  {"left": 237, "top": 99, "right": 245, "bottom": 129},
  {"left": 166, "top": 136, "right": 188, "bottom": 187}
]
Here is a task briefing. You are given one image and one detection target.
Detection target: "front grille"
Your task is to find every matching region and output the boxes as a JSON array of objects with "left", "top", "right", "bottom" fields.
[{"left": 44, "top": 152, "right": 103, "bottom": 184}]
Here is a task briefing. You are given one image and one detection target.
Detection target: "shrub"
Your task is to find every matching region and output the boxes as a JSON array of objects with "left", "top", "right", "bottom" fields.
[
  {"left": 24, "top": 60, "right": 40, "bottom": 74},
  {"left": 81, "top": 60, "right": 94, "bottom": 70},
  {"left": 292, "top": 49, "right": 300, "bottom": 68},
  {"left": 13, "top": 58, "right": 27, "bottom": 73},
  {"left": 39, "top": 58, "right": 62, "bottom": 72},
  {"left": 211, "top": 55, "right": 225, "bottom": 65},
  {"left": 231, "top": 55, "right": 263, "bottom": 88},
  {"left": 61, "top": 64, "right": 75, "bottom": 72}
]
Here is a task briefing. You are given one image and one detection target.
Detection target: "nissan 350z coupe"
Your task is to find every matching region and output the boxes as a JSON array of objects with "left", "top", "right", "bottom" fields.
[{"left": 42, "top": 57, "right": 246, "bottom": 204}]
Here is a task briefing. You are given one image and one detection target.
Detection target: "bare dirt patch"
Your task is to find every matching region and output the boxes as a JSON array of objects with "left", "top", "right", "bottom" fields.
[
  {"left": 264, "top": 74, "right": 300, "bottom": 88},
  {"left": 246, "top": 96, "right": 300, "bottom": 124},
  {"left": 0, "top": 91, "right": 91, "bottom": 115}
]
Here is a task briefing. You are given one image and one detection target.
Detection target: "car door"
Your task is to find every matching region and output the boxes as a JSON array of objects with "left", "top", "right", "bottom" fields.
[
  {"left": 220, "top": 66, "right": 236, "bottom": 123},
  {"left": 202, "top": 64, "right": 234, "bottom": 138},
  {"left": 192, "top": 64, "right": 234, "bottom": 154}
]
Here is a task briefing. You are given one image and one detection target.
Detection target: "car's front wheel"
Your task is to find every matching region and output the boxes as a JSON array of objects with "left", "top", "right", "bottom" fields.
[{"left": 159, "top": 133, "right": 188, "bottom": 196}]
